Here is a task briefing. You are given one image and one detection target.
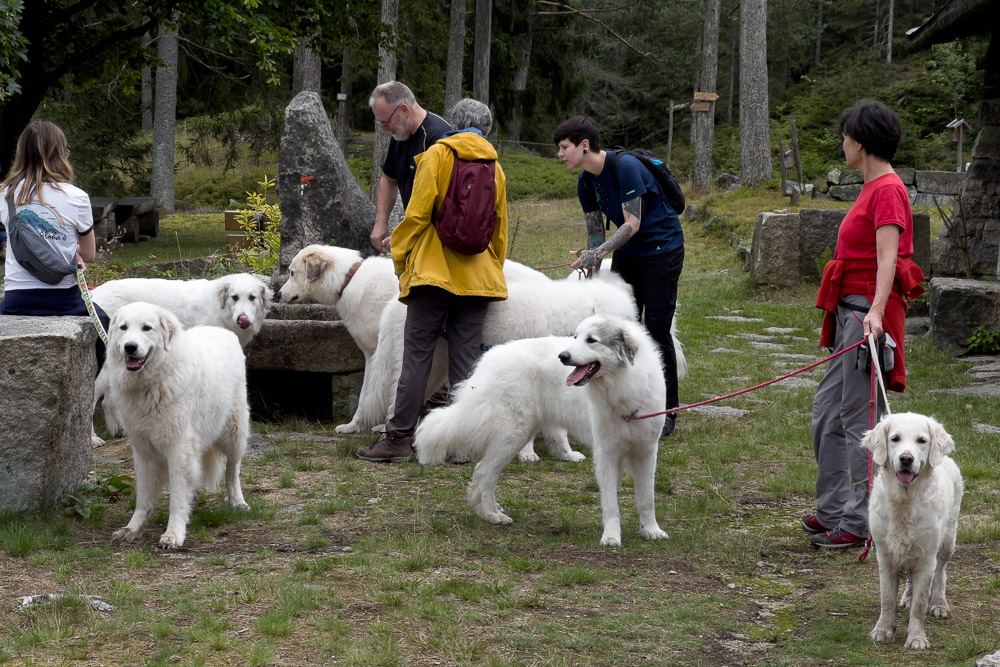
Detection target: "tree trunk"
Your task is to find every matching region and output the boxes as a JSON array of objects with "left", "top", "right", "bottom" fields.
[
  {"left": 472, "top": 0, "right": 492, "bottom": 106},
  {"left": 370, "top": 0, "right": 399, "bottom": 201},
  {"left": 506, "top": 21, "right": 533, "bottom": 144},
  {"left": 151, "top": 19, "right": 179, "bottom": 210},
  {"left": 692, "top": 0, "right": 722, "bottom": 190},
  {"left": 727, "top": 24, "right": 737, "bottom": 124},
  {"left": 141, "top": 31, "right": 153, "bottom": 132},
  {"left": 336, "top": 46, "right": 353, "bottom": 149},
  {"left": 739, "top": 0, "right": 772, "bottom": 186},
  {"left": 814, "top": 0, "right": 823, "bottom": 67},
  {"left": 445, "top": 0, "right": 467, "bottom": 116},
  {"left": 885, "top": 0, "right": 894, "bottom": 64},
  {"left": 293, "top": 40, "right": 322, "bottom": 95}
]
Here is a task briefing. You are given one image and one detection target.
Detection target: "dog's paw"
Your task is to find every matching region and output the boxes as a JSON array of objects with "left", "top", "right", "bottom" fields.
[
  {"left": 91, "top": 434, "right": 107, "bottom": 448},
  {"left": 903, "top": 634, "right": 930, "bottom": 650},
  {"left": 228, "top": 499, "right": 250, "bottom": 511},
  {"left": 600, "top": 534, "right": 622, "bottom": 548},
  {"left": 928, "top": 603, "right": 950, "bottom": 619},
  {"left": 158, "top": 532, "right": 184, "bottom": 550},
  {"left": 334, "top": 422, "right": 361, "bottom": 434},
  {"left": 556, "top": 450, "right": 587, "bottom": 463},
  {"left": 484, "top": 511, "right": 513, "bottom": 525},
  {"left": 516, "top": 449, "right": 540, "bottom": 463},
  {"left": 111, "top": 527, "right": 139, "bottom": 543},
  {"left": 869, "top": 625, "right": 895, "bottom": 642},
  {"left": 640, "top": 525, "right": 669, "bottom": 540}
]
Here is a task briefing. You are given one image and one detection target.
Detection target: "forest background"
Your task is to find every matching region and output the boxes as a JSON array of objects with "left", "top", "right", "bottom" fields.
[{"left": 0, "top": 0, "right": 987, "bottom": 206}]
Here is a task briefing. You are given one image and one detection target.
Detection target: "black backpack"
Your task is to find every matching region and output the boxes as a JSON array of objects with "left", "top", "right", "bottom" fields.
[{"left": 585, "top": 147, "right": 686, "bottom": 224}]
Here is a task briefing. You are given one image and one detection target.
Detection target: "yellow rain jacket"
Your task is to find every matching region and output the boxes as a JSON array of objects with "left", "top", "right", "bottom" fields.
[{"left": 391, "top": 130, "right": 508, "bottom": 303}]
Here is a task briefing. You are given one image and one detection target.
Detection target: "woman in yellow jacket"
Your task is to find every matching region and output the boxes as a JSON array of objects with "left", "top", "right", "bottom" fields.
[{"left": 357, "top": 98, "right": 508, "bottom": 462}]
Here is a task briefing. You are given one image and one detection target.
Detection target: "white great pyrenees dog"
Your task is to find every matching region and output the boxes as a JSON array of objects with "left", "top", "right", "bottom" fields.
[
  {"left": 91, "top": 273, "right": 272, "bottom": 348},
  {"left": 105, "top": 302, "right": 251, "bottom": 549},
  {"left": 862, "top": 412, "right": 964, "bottom": 650},
  {"left": 91, "top": 272, "right": 270, "bottom": 447},
  {"left": 415, "top": 314, "right": 669, "bottom": 547}
]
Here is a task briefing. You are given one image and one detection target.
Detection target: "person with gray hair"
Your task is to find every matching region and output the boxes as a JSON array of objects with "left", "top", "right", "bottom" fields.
[
  {"left": 356, "top": 98, "right": 508, "bottom": 463},
  {"left": 447, "top": 98, "right": 492, "bottom": 135},
  {"left": 369, "top": 81, "right": 450, "bottom": 253}
]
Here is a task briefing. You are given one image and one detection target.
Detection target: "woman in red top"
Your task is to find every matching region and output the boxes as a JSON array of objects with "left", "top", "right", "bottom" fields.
[{"left": 804, "top": 100, "right": 925, "bottom": 550}]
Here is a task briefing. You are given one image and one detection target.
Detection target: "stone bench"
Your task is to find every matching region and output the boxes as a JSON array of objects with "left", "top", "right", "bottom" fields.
[
  {"left": 244, "top": 303, "right": 366, "bottom": 421},
  {"left": 0, "top": 316, "right": 96, "bottom": 512},
  {"left": 929, "top": 278, "right": 1000, "bottom": 353}
]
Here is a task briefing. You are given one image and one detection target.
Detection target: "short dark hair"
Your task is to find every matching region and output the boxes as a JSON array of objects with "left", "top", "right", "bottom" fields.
[
  {"left": 838, "top": 99, "right": 902, "bottom": 162},
  {"left": 553, "top": 116, "right": 601, "bottom": 152}
]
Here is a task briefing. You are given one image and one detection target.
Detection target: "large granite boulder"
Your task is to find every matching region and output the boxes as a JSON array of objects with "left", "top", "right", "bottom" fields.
[
  {"left": 0, "top": 316, "right": 96, "bottom": 512},
  {"left": 750, "top": 211, "right": 800, "bottom": 287},
  {"left": 277, "top": 92, "right": 377, "bottom": 277},
  {"left": 928, "top": 277, "right": 1000, "bottom": 353},
  {"left": 798, "top": 208, "right": 844, "bottom": 281}
]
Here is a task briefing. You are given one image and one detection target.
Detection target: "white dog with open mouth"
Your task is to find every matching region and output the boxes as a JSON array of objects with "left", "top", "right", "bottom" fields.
[
  {"left": 862, "top": 412, "right": 964, "bottom": 650},
  {"left": 104, "top": 302, "right": 251, "bottom": 549},
  {"left": 416, "top": 314, "right": 669, "bottom": 547}
]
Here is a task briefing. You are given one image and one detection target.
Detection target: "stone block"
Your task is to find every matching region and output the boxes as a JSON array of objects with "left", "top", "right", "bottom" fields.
[
  {"left": 268, "top": 302, "right": 340, "bottom": 322},
  {"left": 715, "top": 173, "right": 739, "bottom": 190},
  {"left": 838, "top": 169, "right": 863, "bottom": 185},
  {"left": 912, "top": 211, "right": 931, "bottom": 277},
  {"left": 828, "top": 184, "right": 863, "bottom": 201},
  {"left": 894, "top": 168, "right": 915, "bottom": 185},
  {"left": 929, "top": 278, "right": 1000, "bottom": 352},
  {"left": 827, "top": 168, "right": 841, "bottom": 185},
  {"left": 244, "top": 319, "right": 365, "bottom": 373},
  {"left": 798, "top": 208, "right": 844, "bottom": 281},
  {"left": 912, "top": 192, "right": 955, "bottom": 209},
  {"left": 915, "top": 170, "right": 965, "bottom": 195},
  {"left": 750, "top": 211, "right": 800, "bottom": 287},
  {"left": 0, "top": 316, "right": 96, "bottom": 512}
]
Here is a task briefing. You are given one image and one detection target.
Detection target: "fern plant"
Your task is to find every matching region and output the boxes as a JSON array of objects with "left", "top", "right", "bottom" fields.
[{"left": 232, "top": 175, "right": 281, "bottom": 275}]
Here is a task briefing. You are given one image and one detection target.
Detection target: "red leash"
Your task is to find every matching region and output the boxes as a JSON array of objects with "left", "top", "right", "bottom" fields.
[{"left": 628, "top": 338, "right": 869, "bottom": 422}]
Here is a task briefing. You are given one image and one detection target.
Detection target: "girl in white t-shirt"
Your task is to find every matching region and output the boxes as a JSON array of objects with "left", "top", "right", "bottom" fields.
[{"left": 0, "top": 120, "right": 109, "bottom": 369}]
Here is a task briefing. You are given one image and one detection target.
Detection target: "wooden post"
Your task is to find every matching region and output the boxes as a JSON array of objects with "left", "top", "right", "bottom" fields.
[{"left": 790, "top": 115, "right": 803, "bottom": 185}]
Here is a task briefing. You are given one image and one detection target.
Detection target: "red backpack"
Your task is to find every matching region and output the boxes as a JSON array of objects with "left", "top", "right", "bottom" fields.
[{"left": 432, "top": 148, "right": 498, "bottom": 255}]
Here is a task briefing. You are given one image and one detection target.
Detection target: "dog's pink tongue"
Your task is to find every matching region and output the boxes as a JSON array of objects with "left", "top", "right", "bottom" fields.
[
  {"left": 566, "top": 366, "right": 589, "bottom": 386},
  {"left": 237, "top": 315, "right": 251, "bottom": 329},
  {"left": 896, "top": 471, "right": 916, "bottom": 484},
  {"left": 125, "top": 356, "right": 144, "bottom": 370}
]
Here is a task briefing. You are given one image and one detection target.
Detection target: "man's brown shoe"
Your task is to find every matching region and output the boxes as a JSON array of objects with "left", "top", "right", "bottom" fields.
[{"left": 356, "top": 434, "right": 415, "bottom": 463}]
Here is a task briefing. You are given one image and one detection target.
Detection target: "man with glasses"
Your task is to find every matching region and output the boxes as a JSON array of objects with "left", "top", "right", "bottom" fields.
[{"left": 369, "top": 81, "right": 450, "bottom": 253}]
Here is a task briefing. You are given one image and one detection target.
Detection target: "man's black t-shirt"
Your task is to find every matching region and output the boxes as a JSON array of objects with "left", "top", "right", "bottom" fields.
[{"left": 381, "top": 111, "right": 451, "bottom": 207}]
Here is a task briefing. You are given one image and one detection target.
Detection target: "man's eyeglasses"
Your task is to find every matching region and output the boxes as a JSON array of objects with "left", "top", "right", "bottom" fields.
[{"left": 375, "top": 104, "right": 401, "bottom": 128}]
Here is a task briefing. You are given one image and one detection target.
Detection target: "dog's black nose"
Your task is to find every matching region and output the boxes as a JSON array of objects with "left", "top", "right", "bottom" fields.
[
  {"left": 124, "top": 342, "right": 138, "bottom": 355},
  {"left": 558, "top": 351, "right": 570, "bottom": 363},
  {"left": 899, "top": 453, "right": 914, "bottom": 467},
  {"left": 272, "top": 287, "right": 282, "bottom": 302}
]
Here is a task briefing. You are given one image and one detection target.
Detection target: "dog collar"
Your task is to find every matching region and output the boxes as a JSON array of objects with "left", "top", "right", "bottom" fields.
[{"left": 338, "top": 261, "right": 362, "bottom": 297}]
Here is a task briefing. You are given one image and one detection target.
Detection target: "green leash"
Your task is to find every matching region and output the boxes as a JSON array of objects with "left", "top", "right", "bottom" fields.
[{"left": 76, "top": 269, "right": 108, "bottom": 345}]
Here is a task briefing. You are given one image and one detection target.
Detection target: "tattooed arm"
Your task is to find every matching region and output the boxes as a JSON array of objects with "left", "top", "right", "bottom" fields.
[{"left": 571, "top": 196, "right": 642, "bottom": 273}]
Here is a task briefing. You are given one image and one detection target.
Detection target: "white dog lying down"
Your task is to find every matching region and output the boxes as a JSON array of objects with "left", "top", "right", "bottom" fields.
[
  {"left": 92, "top": 273, "right": 272, "bottom": 348},
  {"left": 862, "top": 412, "right": 964, "bottom": 650},
  {"left": 105, "top": 302, "right": 250, "bottom": 549},
  {"left": 416, "top": 314, "right": 670, "bottom": 547}
]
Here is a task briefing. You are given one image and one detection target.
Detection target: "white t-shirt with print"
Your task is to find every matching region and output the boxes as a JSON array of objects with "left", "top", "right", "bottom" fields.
[{"left": 1, "top": 182, "right": 92, "bottom": 290}]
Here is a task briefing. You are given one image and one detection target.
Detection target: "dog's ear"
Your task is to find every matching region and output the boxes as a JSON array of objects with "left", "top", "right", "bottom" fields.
[
  {"left": 927, "top": 416, "right": 955, "bottom": 466},
  {"left": 159, "top": 310, "right": 180, "bottom": 351},
  {"left": 304, "top": 252, "right": 328, "bottom": 282},
  {"left": 613, "top": 325, "right": 639, "bottom": 366},
  {"left": 861, "top": 419, "right": 890, "bottom": 467},
  {"left": 257, "top": 280, "right": 273, "bottom": 311},
  {"left": 218, "top": 280, "right": 232, "bottom": 310}
]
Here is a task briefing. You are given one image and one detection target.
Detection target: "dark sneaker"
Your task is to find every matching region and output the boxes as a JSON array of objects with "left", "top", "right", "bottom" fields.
[
  {"left": 801, "top": 514, "right": 827, "bottom": 534},
  {"left": 660, "top": 415, "right": 677, "bottom": 438},
  {"left": 356, "top": 434, "right": 415, "bottom": 463},
  {"left": 811, "top": 527, "right": 865, "bottom": 550}
]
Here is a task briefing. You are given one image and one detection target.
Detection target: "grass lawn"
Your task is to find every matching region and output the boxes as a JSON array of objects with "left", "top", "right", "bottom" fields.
[{"left": 1, "top": 188, "right": 997, "bottom": 666}]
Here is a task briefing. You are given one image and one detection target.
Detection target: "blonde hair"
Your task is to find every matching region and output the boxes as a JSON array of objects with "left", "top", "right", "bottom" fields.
[{"left": 1, "top": 121, "right": 74, "bottom": 207}]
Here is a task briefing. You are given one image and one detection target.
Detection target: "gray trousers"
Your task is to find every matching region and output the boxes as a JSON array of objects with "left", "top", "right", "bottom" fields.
[
  {"left": 386, "top": 286, "right": 490, "bottom": 439},
  {"left": 811, "top": 294, "right": 884, "bottom": 538}
]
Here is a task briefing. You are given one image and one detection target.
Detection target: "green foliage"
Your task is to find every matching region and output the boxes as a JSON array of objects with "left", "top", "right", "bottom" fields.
[
  {"left": 0, "top": 0, "right": 27, "bottom": 100},
  {"left": 228, "top": 175, "right": 281, "bottom": 275},
  {"left": 499, "top": 149, "right": 578, "bottom": 200},
  {"left": 66, "top": 473, "right": 135, "bottom": 520},
  {"left": 967, "top": 325, "right": 1000, "bottom": 355}
]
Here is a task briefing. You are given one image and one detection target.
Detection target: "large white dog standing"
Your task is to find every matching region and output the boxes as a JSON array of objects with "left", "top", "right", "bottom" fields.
[
  {"left": 416, "top": 314, "right": 669, "bottom": 547},
  {"left": 105, "top": 302, "right": 251, "bottom": 549},
  {"left": 862, "top": 412, "right": 964, "bottom": 650}
]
